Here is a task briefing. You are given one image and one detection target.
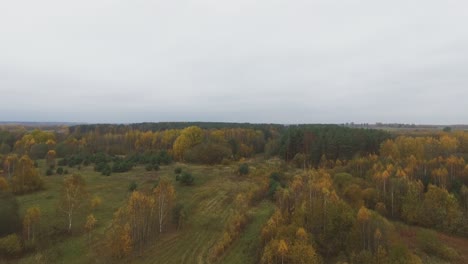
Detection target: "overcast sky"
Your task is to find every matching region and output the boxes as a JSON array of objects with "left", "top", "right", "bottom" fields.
[{"left": 1, "top": 0, "right": 467, "bottom": 124}]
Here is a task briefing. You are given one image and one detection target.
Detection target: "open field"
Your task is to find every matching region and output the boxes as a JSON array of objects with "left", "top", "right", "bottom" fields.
[
  {"left": 3, "top": 157, "right": 468, "bottom": 264},
  {"left": 10, "top": 160, "right": 273, "bottom": 264}
]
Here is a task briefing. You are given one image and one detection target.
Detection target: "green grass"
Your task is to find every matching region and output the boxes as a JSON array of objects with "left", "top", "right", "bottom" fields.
[
  {"left": 13, "top": 161, "right": 271, "bottom": 264},
  {"left": 221, "top": 201, "right": 275, "bottom": 264}
]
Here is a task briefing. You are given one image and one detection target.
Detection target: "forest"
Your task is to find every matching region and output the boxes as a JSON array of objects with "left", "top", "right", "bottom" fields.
[{"left": 0, "top": 122, "right": 467, "bottom": 263}]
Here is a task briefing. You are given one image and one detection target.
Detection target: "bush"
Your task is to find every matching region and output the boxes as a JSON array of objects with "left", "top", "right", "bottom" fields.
[
  {"left": 58, "top": 158, "right": 67, "bottom": 166},
  {"left": 158, "top": 150, "right": 172, "bottom": 165},
  {"left": 95, "top": 162, "right": 112, "bottom": 176},
  {"left": 102, "top": 166, "right": 112, "bottom": 176},
  {"left": 270, "top": 172, "right": 281, "bottom": 182},
  {"left": 126, "top": 151, "right": 172, "bottom": 166},
  {"left": 268, "top": 180, "right": 280, "bottom": 198},
  {"left": 145, "top": 164, "right": 153, "bottom": 171},
  {"left": 268, "top": 172, "right": 284, "bottom": 198},
  {"left": 46, "top": 168, "right": 54, "bottom": 176},
  {"left": 128, "top": 181, "right": 137, "bottom": 192},
  {"left": 56, "top": 167, "right": 64, "bottom": 175},
  {"left": 0, "top": 234, "right": 22, "bottom": 256},
  {"left": 153, "top": 164, "right": 160, "bottom": 171},
  {"left": 90, "top": 152, "right": 111, "bottom": 164},
  {"left": 94, "top": 162, "right": 107, "bottom": 172},
  {"left": 238, "top": 163, "right": 249, "bottom": 175},
  {"left": 111, "top": 159, "right": 133, "bottom": 173},
  {"left": 66, "top": 154, "right": 85, "bottom": 167},
  {"left": 174, "top": 167, "right": 182, "bottom": 174},
  {"left": 180, "top": 172, "right": 194, "bottom": 186}
]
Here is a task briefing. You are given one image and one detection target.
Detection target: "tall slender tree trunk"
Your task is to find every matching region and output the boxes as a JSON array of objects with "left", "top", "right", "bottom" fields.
[
  {"left": 7, "top": 163, "right": 11, "bottom": 180},
  {"left": 68, "top": 212, "right": 73, "bottom": 232},
  {"left": 391, "top": 189, "right": 394, "bottom": 217}
]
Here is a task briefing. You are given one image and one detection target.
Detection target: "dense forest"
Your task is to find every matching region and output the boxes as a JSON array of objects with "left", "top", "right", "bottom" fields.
[{"left": 1, "top": 123, "right": 467, "bottom": 263}]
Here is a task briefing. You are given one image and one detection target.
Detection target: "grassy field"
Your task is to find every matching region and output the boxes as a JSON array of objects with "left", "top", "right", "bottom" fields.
[
  {"left": 10, "top": 158, "right": 468, "bottom": 264},
  {"left": 221, "top": 201, "right": 274, "bottom": 264},
  {"left": 11, "top": 160, "right": 273, "bottom": 264}
]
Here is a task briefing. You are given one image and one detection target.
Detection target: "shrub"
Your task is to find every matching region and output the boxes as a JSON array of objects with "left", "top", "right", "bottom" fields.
[
  {"left": 145, "top": 164, "right": 153, "bottom": 171},
  {"left": 56, "top": 167, "right": 64, "bottom": 175},
  {"left": 58, "top": 158, "right": 67, "bottom": 166},
  {"left": 0, "top": 234, "right": 22, "bottom": 256},
  {"left": 96, "top": 162, "right": 112, "bottom": 176},
  {"left": 46, "top": 168, "right": 54, "bottom": 176},
  {"left": 102, "top": 166, "right": 112, "bottom": 176},
  {"left": 153, "top": 164, "right": 160, "bottom": 171},
  {"left": 94, "top": 162, "right": 108, "bottom": 172},
  {"left": 268, "top": 180, "right": 280, "bottom": 198},
  {"left": 128, "top": 181, "right": 137, "bottom": 192},
  {"left": 112, "top": 159, "right": 133, "bottom": 173},
  {"left": 238, "top": 163, "right": 249, "bottom": 175},
  {"left": 180, "top": 172, "right": 194, "bottom": 186},
  {"left": 174, "top": 167, "right": 182, "bottom": 174},
  {"left": 158, "top": 150, "right": 172, "bottom": 165}
]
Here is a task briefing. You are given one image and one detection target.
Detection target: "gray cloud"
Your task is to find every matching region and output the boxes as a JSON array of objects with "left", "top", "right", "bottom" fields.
[{"left": 1, "top": 0, "right": 468, "bottom": 124}]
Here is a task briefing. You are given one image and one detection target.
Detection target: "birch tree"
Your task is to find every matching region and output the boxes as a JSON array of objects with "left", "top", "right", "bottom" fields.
[
  {"left": 58, "top": 174, "right": 87, "bottom": 232},
  {"left": 154, "top": 178, "right": 176, "bottom": 233}
]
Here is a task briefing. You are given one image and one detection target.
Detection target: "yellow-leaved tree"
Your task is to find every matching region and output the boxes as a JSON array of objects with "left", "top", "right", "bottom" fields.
[
  {"left": 172, "top": 126, "right": 203, "bottom": 160},
  {"left": 84, "top": 214, "right": 97, "bottom": 246},
  {"left": 58, "top": 174, "right": 87, "bottom": 232},
  {"left": 11, "top": 155, "right": 43, "bottom": 194},
  {"left": 357, "top": 206, "right": 371, "bottom": 251},
  {"left": 23, "top": 206, "right": 41, "bottom": 242},
  {"left": 4, "top": 154, "right": 18, "bottom": 180},
  {"left": 45, "top": 150, "right": 56, "bottom": 168},
  {"left": 154, "top": 178, "right": 176, "bottom": 233},
  {"left": 107, "top": 208, "right": 133, "bottom": 259},
  {"left": 278, "top": 239, "right": 288, "bottom": 264}
]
